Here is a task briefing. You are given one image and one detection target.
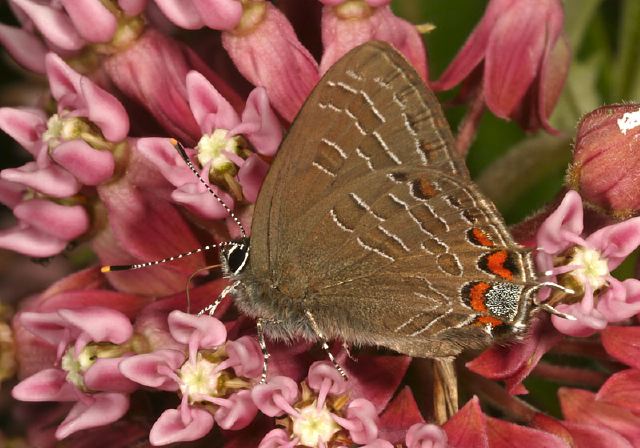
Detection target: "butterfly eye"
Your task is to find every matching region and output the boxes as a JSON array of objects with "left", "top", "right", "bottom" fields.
[{"left": 224, "top": 243, "right": 250, "bottom": 275}]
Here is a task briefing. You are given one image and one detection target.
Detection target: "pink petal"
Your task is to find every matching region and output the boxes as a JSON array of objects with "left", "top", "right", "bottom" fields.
[
  {"left": 341, "top": 354, "right": 411, "bottom": 412},
  {"left": 362, "top": 440, "right": 394, "bottom": 448},
  {"left": 149, "top": 407, "right": 214, "bottom": 445},
  {"left": 225, "top": 336, "right": 263, "bottom": 379},
  {"left": 45, "top": 54, "right": 130, "bottom": 142},
  {"left": 251, "top": 376, "right": 299, "bottom": 417},
  {"left": 586, "top": 217, "right": 640, "bottom": 270},
  {"left": 559, "top": 387, "right": 640, "bottom": 446},
  {"left": 320, "top": 6, "right": 427, "bottom": 80},
  {"left": 377, "top": 387, "right": 424, "bottom": 444},
  {"left": 60, "top": 0, "right": 117, "bottom": 43},
  {"left": 135, "top": 138, "right": 195, "bottom": 187},
  {"left": 0, "top": 224, "right": 67, "bottom": 257},
  {"left": 596, "top": 279, "right": 640, "bottom": 322},
  {"left": 167, "top": 311, "right": 227, "bottom": 359},
  {"left": 97, "top": 180, "right": 205, "bottom": 294},
  {"left": 55, "top": 392, "right": 130, "bottom": 439},
  {"left": 0, "top": 178, "right": 25, "bottom": 208},
  {"left": 222, "top": 3, "right": 319, "bottom": 122},
  {"left": 0, "top": 107, "right": 47, "bottom": 155},
  {"left": 443, "top": 396, "right": 489, "bottom": 448},
  {"left": 171, "top": 182, "right": 236, "bottom": 220},
  {"left": 103, "top": 29, "right": 203, "bottom": 144},
  {"left": 84, "top": 358, "right": 139, "bottom": 393},
  {"left": 536, "top": 190, "right": 584, "bottom": 255},
  {"left": 13, "top": 199, "right": 89, "bottom": 241},
  {"left": 484, "top": 1, "right": 546, "bottom": 117},
  {"left": 57, "top": 307, "right": 133, "bottom": 344},
  {"left": 153, "top": 0, "right": 204, "bottom": 29},
  {"left": 118, "top": 0, "right": 147, "bottom": 15},
  {"left": 1, "top": 162, "right": 81, "bottom": 197},
  {"left": 12, "top": 368, "right": 77, "bottom": 402},
  {"left": 258, "top": 428, "right": 293, "bottom": 448},
  {"left": 11, "top": 0, "right": 85, "bottom": 50},
  {"left": 236, "top": 87, "right": 282, "bottom": 156},
  {"left": 214, "top": 389, "right": 258, "bottom": 430},
  {"left": 0, "top": 25, "right": 47, "bottom": 73},
  {"left": 19, "top": 311, "right": 73, "bottom": 347},
  {"left": 118, "top": 350, "right": 184, "bottom": 390},
  {"left": 563, "top": 421, "right": 633, "bottom": 448},
  {"left": 344, "top": 398, "right": 379, "bottom": 445},
  {"left": 486, "top": 415, "right": 569, "bottom": 448},
  {"left": 237, "top": 153, "right": 269, "bottom": 203},
  {"left": 467, "top": 316, "right": 561, "bottom": 394},
  {"left": 405, "top": 423, "right": 448, "bottom": 448},
  {"left": 307, "top": 361, "right": 348, "bottom": 396},
  {"left": 551, "top": 303, "right": 606, "bottom": 337},
  {"left": 432, "top": 0, "right": 506, "bottom": 90},
  {"left": 51, "top": 140, "right": 115, "bottom": 185},
  {"left": 597, "top": 369, "right": 640, "bottom": 414},
  {"left": 186, "top": 70, "right": 240, "bottom": 133},
  {"left": 192, "top": 0, "right": 243, "bottom": 30},
  {"left": 601, "top": 326, "right": 640, "bottom": 369}
]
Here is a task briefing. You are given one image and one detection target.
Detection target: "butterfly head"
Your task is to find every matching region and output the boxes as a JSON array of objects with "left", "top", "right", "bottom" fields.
[{"left": 220, "top": 238, "right": 251, "bottom": 276}]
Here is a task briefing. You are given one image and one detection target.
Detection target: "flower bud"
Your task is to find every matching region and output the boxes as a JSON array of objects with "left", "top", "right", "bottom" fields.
[{"left": 568, "top": 104, "right": 640, "bottom": 219}]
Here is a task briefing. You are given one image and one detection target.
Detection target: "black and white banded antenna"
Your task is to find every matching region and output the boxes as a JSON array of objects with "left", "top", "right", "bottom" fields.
[
  {"left": 101, "top": 242, "right": 221, "bottom": 273},
  {"left": 170, "top": 138, "right": 246, "bottom": 238},
  {"left": 101, "top": 138, "right": 245, "bottom": 273}
]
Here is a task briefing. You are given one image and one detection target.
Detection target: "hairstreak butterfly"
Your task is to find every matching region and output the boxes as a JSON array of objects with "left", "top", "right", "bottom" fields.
[{"left": 104, "top": 42, "right": 568, "bottom": 378}]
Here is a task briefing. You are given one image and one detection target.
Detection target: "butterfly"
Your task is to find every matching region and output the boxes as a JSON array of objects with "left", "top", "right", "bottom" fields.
[{"left": 104, "top": 42, "right": 553, "bottom": 369}]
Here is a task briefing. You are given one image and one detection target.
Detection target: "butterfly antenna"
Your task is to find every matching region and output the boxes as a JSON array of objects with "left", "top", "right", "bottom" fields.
[
  {"left": 170, "top": 138, "right": 246, "bottom": 238},
  {"left": 101, "top": 243, "right": 220, "bottom": 273}
]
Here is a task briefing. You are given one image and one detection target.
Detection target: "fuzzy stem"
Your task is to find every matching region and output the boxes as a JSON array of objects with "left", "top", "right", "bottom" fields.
[
  {"left": 455, "top": 90, "right": 485, "bottom": 157},
  {"left": 531, "top": 361, "right": 608, "bottom": 387},
  {"left": 460, "top": 368, "right": 538, "bottom": 423}
]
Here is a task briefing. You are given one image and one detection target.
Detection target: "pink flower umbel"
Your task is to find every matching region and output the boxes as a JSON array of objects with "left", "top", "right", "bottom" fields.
[
  {"left": 12, "top": 307, "right": 138, "bottom": 440},
  {"left": 119, "top": 311, "right": 262, "bottom": 445},
  {"left": 432, "top": 0, "right": 570, "bottom": 133},
  {"left": 535, "top": 190, "right": 640, "bottom": 336}
]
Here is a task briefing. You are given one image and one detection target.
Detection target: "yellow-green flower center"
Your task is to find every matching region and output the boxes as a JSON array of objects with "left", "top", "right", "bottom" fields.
[
  {"left": 179, "top": 354, "right": 221, "bottom": 402},
  {"left": 335, "top": 0, "right": 374, "bottom": 20},
  {"left": 61, "top": 345, "right": 98, "bottom": 390},
  {"left": 568, "top": 247, "right": 609, "bottom": 290},
  {"left": 291, "top": 402, "right": 340, "bottom": 447},
  {"left": 196, "top": 129, "right": 242, "bottom": 177}
]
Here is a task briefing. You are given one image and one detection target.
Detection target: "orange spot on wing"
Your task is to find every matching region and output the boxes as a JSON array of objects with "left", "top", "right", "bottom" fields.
[
  {"left": 471, "top": 228, "right": 494, "bottom": 247},
  {"left": 469, "top": 282, "right": 491, "bottom": 312},
  {"left": 476, "top": 316, "right": 504, "bottom": 327},
  {"left": 486, "top": 250, "right": 514, "bottom": 281}
]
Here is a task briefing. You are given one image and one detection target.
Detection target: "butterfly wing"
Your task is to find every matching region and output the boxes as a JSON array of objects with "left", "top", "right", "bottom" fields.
[{"left": 246, "top": 42, "right": 536, "bottom": 357}]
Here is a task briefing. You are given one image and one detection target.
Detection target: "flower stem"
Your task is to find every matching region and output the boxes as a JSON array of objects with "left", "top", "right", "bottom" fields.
[
  {"left": 531, "top": 361, "right": 608, "bottom": 388},
  {"left": 455, "top": 90, "right": 485, "bottom": 157}
]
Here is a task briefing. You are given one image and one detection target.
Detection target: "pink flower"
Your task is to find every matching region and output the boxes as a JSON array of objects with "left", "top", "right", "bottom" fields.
[
  {"left": 119, "top": 311, "right": 261, "bottom": 445},
  {"left": 567, "top": 104, "right": 640, "bottom": 218},
  {"left": 137, "top": 70, "right": 282, "bottom": 219},
  {"left": 0, "top": 53, "right": 127, "bottom": 257},
  {"left": 319, "top": 0, "right": 427, "bottom": 80},
  {"left": 432, "top": 0, "right": 569, "bottom": 133},
  {"left": 11, "top": 307, "right": 138, "bottom": 440},
  {"left": 535, "top": 190, "right": 640, "bottom": 336}
]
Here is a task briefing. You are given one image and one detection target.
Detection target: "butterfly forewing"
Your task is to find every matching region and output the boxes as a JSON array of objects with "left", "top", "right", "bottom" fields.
[{"left": 244, "top": 42, "right": 536, "bottom": 358}]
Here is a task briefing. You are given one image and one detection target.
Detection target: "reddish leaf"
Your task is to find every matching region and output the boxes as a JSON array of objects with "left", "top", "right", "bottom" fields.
[
  {"left": 601, "top": 326, "right": 640, "bottom": 369},
  {"left": 443, "top": 396, "right": 489, "bottom": 448},
  {"left": 378, "top": 387, "right": 425, "bottom": 443}
]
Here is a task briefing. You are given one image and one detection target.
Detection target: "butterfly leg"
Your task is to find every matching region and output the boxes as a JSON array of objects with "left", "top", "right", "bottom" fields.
[
  {"left": 433, "top": 357, "right": 458, "bottom": 424},
  {"left": 256, "top": 318, "right": 271, "bottom": 384},
  {"left": 197, "top": 281, "right": 240, "bottom": 316},
  {"left": 305, "top": 310, "right": 348, "bottom": 380}
]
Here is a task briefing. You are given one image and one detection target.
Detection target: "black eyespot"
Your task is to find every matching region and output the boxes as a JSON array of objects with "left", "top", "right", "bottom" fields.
[{"left": 225, "top": 242, "right": 249, "bottom": 274}]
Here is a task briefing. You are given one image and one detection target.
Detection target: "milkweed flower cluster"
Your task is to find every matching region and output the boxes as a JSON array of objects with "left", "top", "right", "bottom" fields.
[{"left": 1, "top": 0, "right": 640, "bottom": 447}]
